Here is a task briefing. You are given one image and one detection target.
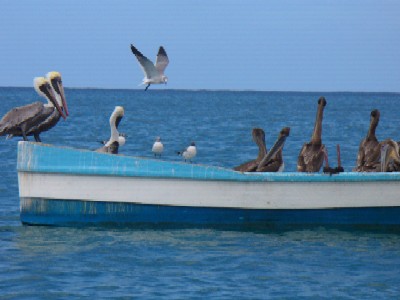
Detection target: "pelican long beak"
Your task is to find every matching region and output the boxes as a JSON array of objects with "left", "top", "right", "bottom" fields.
[
  {"left": 44, "top": 82, "right": 66, "bottom": 120},
  {"left": 256, "top": 127, "right": 290, "bottom": 171},
  {"left": 51, "top": 77, "right": 69, "bottom": 117}
]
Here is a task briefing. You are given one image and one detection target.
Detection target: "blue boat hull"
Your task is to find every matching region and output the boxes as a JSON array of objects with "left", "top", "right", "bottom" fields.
[{"left": 20, "top": 197, "right": 400, "bottom": 228}]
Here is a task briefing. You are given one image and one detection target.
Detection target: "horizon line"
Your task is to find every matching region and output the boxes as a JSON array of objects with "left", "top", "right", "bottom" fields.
[{"left": 0, "top": 86, "right": 399, "bottom": 94}]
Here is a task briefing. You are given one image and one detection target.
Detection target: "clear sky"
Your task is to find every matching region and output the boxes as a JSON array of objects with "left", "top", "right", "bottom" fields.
[{"left": 0, "top": 0, "right": 399, "bottom": 92}]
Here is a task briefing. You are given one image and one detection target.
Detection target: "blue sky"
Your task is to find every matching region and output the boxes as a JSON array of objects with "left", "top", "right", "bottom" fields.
[{"left": 0, "top": 0, "right": 399, "bottom": 91}]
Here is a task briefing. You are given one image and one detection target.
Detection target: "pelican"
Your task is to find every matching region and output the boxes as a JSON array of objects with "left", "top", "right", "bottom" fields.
[
  {"left": 96, "top": 106, "right": 124, "bottom": 154},
  {"left": 26, "top": 71, "right": 69, "bottom": 142},
  {"left": 130, "top": 44, "right": 169, "bottom": 91},
  {"left": 177, "top": 142, "right": 196, "bottom": 162},
  {"left": 100, "top": 133, "right": 127, "bottom": 147},
  {"left": 256, "top": 127, "right": 290, "bottom": 172},
  {"left": 0, "top": 77, "right": 65, "bottom": 141},
  {"left": 233, "top": 128, "right": 267, "bottom": 172},
  {"left": 152, "top": 137, "right": 164, "bottom": 157},
  {"left": 297, "top": 97, "right": 327, "bottom": 172},
  {"left": 354, "top": 109, "right": 380, "bottom": 172},
  {"left": 378, "top": 139, "right": 400, "bottom": 172}
]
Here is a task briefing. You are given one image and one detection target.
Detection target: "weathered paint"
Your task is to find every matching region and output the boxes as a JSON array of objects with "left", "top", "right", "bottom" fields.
[
  {"left": 17, "top": 142, "right": 400, "bottom": 227},
  {"left": 20, "top": 197, "right": 400, "bottom": 227}
]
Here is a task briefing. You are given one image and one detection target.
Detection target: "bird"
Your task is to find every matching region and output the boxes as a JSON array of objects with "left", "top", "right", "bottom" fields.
[
  {"left": 379, "top": 139, "right": 400, "bottom": 172},
  {"left": 233, "top": 128, "right": 267, "bottom": 172},
  {"left": 256, "top": 127, "right": 290, "bottom": 172},
  {"left": 25, "top": 71, "right": 69, "bottom": 142},
  {"left": 152, "top": 137, "right": 164, "bottom": 157},
  {"left": 354, "top": 109, "right": 381, "bottom": 172},
  {"left": 297, "top": 97, "right": 327, "bottom": 172},
  {"left": 177, "top": 142, "right": 196, "bottom": 162},
  {"left": 96, "top": 106, "right": 124, "bottom": 154},
  {"left": 100, "top": 133, "right": 127, "bottom": 147},
  {"left": 0, "top": 76, "right": 65, "bottom": 141},
  {"left": 130, "top": 44, "right": 169, "bottom": 91}
]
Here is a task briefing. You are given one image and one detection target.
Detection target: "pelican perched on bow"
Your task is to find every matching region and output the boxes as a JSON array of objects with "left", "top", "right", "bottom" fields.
[
  {"left": 0, "top": 77, "right": 65, "bottom": 141},
  {"left": 130, "top": 44, "right": 169, "bottom": 91},
  {"left": 380, "top": 139, "right": 400, "bottom": 172},
  {"left": 297, "top": 97, "right": 327, "bottom": 172},
  {"left": 96, "top": 106, "right": 124, "bottom": 154},
  {"left": 27, "top": 71, "right": 69, "bottom": 142},
  {"left": 233, "top": 128, "right": 267, "bottom": 172},
  {"left": 354, "top": 109, "right": 380, "bottom": 172},
  {"left": 256, "top": 127, "right": 290, "bottom": 172}
]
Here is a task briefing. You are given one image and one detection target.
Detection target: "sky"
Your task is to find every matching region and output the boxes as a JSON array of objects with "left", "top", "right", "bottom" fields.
[{"left": 0, "top": 0, "right": 399, "bottom": 92}]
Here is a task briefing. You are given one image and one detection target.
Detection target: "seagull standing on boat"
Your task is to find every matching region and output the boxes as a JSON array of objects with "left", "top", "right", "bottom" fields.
[
  {"left": 130, "top": 44, "right": 169, "bottom": 91},
  {"left": 354, "top": 109, "right": 380, "bottom": 172},
  {"left": 152, "top": 137, "right": 164, "bottom": 157},
  {"left": 257, "top": 127, "right": 290, "bottom": 172},
  {"left": 297, "top": 97, "right": 327, "bottom": 172},
  {"left": 96, "top": 106, "right": 124, "bottom": 154},
  {"left": 26, "top": 72, "right": 69, "bottom": 142},
  {"left": 177, "top": 142, "right": 196, "bottom": 162},
  {"left": 0, "top": 77, "right": 65, "bottom": 141},
  {"left": 233, "top": 128, "right": 267, "bottom": 172}
]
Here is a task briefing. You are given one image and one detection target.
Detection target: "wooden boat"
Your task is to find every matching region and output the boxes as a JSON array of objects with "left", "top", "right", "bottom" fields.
[{"left": 17, "top": 142, "right": 400, "bottom": 227}]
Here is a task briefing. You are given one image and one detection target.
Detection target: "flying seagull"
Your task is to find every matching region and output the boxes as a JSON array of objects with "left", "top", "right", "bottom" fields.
[{"left": 130, "top": 44, "right": 169, "bottom": 91}]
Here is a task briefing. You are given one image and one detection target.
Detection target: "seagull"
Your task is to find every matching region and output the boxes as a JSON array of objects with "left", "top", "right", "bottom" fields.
[
  {"left": 96, "top": 106, "right": 124, "bottom": 154},
  {"left": 0, "top": 77, "right": 65, "bottom": 141},
  {"left": 177, "top": 142, "right": 196, "bottom": 163},
  {"left": 152, "top": 137, "right": 164, "bottom": 157},
  {"left": 130, "top": 44, "right": 169, "bottom": 91},
  {"left": 297, "top": 97, "right": 327, "bottom": 172}
]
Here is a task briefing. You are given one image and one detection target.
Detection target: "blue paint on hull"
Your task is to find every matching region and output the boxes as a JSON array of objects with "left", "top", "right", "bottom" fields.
[{"left": 20, "top": 197, "right": 400, "bottom": 227}]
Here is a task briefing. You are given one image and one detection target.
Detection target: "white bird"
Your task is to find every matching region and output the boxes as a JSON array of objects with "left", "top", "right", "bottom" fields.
[
  {"left": 96, "top": 106, "right": 124, "bottom": 154},
  {"left": 177, "top": 142, "right": 197, "bottom": 163},
  {"left": 130, "top": 44, "right": 169, "bottom": 91},
  {"left": 152, "top": 136, "right": 164, "bottom": 157}
]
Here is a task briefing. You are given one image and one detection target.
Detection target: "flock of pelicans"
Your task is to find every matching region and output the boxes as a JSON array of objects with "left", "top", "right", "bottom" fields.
[{"left": 0, "top": 44, "right": 400, "bottom": 173}]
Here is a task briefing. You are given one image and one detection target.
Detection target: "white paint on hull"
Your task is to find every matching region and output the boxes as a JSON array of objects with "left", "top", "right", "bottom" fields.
[{"left": 18, "top": 172, "right": 400, "bottom": 209}]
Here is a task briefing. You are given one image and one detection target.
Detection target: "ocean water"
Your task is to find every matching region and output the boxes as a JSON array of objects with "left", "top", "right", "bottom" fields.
[{"left": 1, "top": 88, "right": 400, "bottom": 299}]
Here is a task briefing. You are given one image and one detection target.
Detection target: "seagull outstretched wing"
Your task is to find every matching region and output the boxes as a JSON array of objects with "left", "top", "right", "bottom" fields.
[
  {"left": 155, "top": 46, "right": 169, "bottom": 74},
  {"left": 130, "top": 44, "right": 159, "bottom": 79}
]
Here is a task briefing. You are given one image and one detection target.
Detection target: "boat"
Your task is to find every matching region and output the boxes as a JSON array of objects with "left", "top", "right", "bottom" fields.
[{"left": 17, "top": 141, "right": 400, "bottom": 227}]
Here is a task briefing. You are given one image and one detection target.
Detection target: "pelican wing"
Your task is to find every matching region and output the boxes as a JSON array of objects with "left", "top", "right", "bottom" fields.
[
  {"left": 0, "top": 102, "right": 43, "bottom": 134},
  {"left": 130, "top": 44, "right": 159, "bottom": 79},
  {"left": 155, "top": 46, "right": 169, "bottom": 74}
]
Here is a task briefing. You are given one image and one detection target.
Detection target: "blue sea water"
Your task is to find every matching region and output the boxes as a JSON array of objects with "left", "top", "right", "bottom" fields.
[{"left": 1, "top": 88, "right": 400, "bottom": 299}]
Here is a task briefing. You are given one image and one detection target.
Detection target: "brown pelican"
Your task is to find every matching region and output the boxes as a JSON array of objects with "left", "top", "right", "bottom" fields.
[
  {"left": 354, "top": 109, "right": 380, "bottom": 172},
  {"left": 96, "top": 106, "right": 124, "bottom": 154},
  {"left": 177, "top": 142, "right": 196, "bottom": 162},
  {"left": 297, "top": 97, "right": 327, "bottom": 172},
  {"left": 0, "top": 77, "right": 65, "bottom": 141},
  {"left": 378, "top": 139, "right": 400, "bottom": 172},
  {"left": 256, "top": 127, "right": 290, "bottom": 172},
  {"left": 233, "top": 128, "right": 267, "bottom": 172},
  {"left": 26, "top": 72, "right": 68, "bottom": 142},
  {"left": 130, "top": 44, "right": 169, "bottom": 91},
  {"left": 152, "top": 137, "right": 164, "bottom": 157}
]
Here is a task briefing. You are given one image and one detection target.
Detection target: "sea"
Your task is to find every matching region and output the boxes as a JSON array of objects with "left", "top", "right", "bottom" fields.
[{"left": 0, "top": 88, "right": 400, "bottom": 299}]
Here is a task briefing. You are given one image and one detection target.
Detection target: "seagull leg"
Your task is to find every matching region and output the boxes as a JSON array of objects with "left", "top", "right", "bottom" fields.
[{"left": 144, "top": 84, "right": 150, "bottom": 91}]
